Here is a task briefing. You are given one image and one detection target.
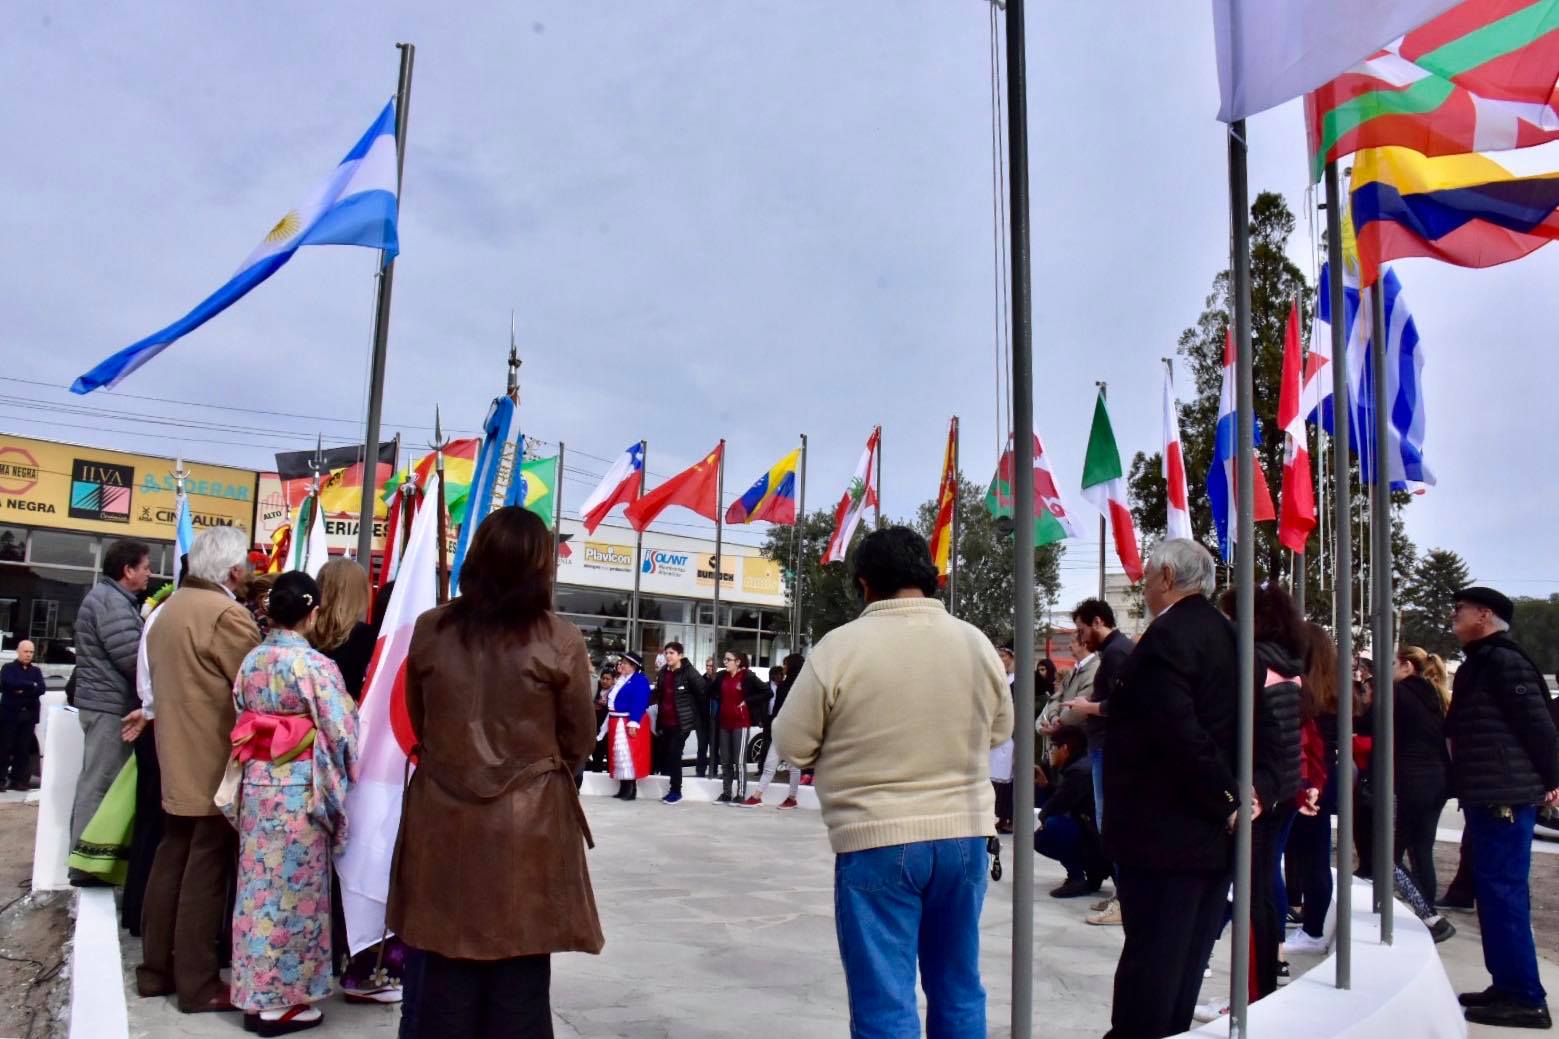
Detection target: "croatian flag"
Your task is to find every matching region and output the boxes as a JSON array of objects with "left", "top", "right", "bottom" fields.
[
  {"left": 1161, "top": 365, "right": 1192, "bottom": 542},
  {"left": 580, "top": 443, "right": 644, "bottom": 534},
  {"left": 337, "top": 473, "right": 439, "bottom": 954},
  {"left": 72, "top": 101, "right": 401, "bottom": 394},
  {"left": 1206, "top": 329, "right": 1276, "bottom": 562}
]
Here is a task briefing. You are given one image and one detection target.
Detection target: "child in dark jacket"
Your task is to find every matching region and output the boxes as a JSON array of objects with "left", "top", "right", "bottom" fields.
[{"left": 1034, "top": 726, "right": 1112, "bottom": 899}]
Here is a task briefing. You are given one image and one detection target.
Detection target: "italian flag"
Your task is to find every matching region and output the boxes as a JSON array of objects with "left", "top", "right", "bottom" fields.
[{"left": 1080, "top": 391, "right": 1143, "bottom": 583}]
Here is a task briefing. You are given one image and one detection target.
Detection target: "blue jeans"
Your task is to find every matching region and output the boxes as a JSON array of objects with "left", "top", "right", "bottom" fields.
[
  {"left": 1035, "top": 815, "right": 1089, "bottom": 880},
  {"left": 1089, "top": 747, "right": 1106, "bottom": 828},
  {"left": 1272, "top": 806, "right": 1299, "bottom": 925},
  {"left": 834, "top": 838, "right": 989, "bottom": 1039},
  {"left": 1466, "top": 804, "right": 1546, "bottom": 1007},
  {"left": 1289, "top": 806, "right": 1334, "bottom": 938}
]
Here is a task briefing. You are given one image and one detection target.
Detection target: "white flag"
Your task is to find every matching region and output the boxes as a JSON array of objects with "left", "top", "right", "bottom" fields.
[
  {"left": 337, "top": 474, "right": 440, "bottom": 954},
  {"left": 1211, "top": 0, "right": 1460, "bottom": 122}
]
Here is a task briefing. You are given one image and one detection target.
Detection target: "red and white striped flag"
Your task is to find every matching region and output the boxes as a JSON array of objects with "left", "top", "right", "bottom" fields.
[
  {"left": 337, "top": 474, "right": 440, "bottom": 954},
  {"left": 1278, "top": 302, "right": 1318, "bottom": 554},
  {"left": 1162, "top": 364, "right": 1192, "bottom": 541}
]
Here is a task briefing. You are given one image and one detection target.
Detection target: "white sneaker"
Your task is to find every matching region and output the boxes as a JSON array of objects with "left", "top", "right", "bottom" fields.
[
  {"left": 1285, "top": 930, "right": 1331, "bottom": 955},
  {"left": 1192, "top": 999, "right": 1230, "bottom": 1024},
  {"left": 1085, "top": 898, "right": 1122, "bottom": 926},
  {"left": 1089, "top": 894, "right": 1114, "bottom": 913}
]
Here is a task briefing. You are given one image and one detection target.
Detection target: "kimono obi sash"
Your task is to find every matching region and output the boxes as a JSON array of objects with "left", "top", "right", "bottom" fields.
[{"left": 231, "top": 710, "right": 316, "bottom": 766}]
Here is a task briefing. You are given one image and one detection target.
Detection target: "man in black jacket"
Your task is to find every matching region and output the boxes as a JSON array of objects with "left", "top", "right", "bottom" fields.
[
  {"left": 1034, "top": 726, "right": 1110, "bottom": 899},
  {"left": 1060, "top": 598, "right": 1135, "bottom": 924},
  {"left": 0, "top": 641, "right": 46, "bottom": 790},
  {"left": 652, "top": 642, "right": 703, "bottom": 805},
  {"left": 1101, "top": 539, "right": 1240, "bottom": 1039},
  {"left": 1446, "top": 586, "right": 1559, "bottom": 1030}
]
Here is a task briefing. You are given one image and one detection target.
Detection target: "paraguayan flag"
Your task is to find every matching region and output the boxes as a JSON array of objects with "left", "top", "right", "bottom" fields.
[{"left": 72, "top": 100, "right": 401, "bottom": 394}]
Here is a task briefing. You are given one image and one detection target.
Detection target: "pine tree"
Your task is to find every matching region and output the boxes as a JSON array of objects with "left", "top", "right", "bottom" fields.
[{"left": 1401, "top": 548, "right": 1472, "bottom": 658}]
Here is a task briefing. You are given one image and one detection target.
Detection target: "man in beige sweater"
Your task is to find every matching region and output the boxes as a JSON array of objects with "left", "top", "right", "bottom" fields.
[{"left": 775, "top": 527, "right": 1011, "bottom": 1039}]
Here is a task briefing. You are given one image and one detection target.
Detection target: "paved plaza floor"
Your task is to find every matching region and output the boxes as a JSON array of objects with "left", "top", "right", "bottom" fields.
[{"left": 119, "top": 792, "right": 1559, "bottom": 1038}]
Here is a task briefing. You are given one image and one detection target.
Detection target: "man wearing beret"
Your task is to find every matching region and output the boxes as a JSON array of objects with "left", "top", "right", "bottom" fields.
[{"left": 1447, "top": 585, "right": 1559, "bottom": 1030}]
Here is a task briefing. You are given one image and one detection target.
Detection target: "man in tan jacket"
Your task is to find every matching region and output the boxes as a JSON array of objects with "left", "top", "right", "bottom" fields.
[
  {"left": 775, "top": 526, "right": 1011, "bottom": 1039},
  {"left": 136, "top": 526, "right": 259, "bottom": 1013}
]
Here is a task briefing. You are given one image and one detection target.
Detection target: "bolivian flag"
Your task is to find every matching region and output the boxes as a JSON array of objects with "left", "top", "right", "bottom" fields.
[{"left": 383, "top": 438, "right": 480, "bottom": 523}]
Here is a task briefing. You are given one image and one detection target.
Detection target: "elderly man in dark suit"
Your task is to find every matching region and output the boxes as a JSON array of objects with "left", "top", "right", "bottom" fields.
[{"left": 1101, "top": 538, "right": 1242, "bottom": 1039}]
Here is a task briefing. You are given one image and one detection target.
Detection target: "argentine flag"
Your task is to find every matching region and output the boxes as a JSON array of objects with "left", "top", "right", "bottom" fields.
[{"left": 72, "top": 101, "right": 400, "bottom": 394}]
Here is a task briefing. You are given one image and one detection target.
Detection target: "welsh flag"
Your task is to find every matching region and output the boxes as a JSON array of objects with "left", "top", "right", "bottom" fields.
[
  {"left": 1080, "top": 392, "right": 1144, "bottom": 583},
  {"left": 822, "top": 427, "right": 880, "bottom": 564},
  {"left": 337, "top": 473, "right": 440, "bottom": 955},
  {"left": 985, "top": 432, "right": 1080, "bottom": 547}
]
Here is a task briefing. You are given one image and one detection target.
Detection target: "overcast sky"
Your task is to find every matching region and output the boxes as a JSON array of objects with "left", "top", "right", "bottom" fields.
[{"left": 3, "top": 2, "right": 1556, "bottom": 611}]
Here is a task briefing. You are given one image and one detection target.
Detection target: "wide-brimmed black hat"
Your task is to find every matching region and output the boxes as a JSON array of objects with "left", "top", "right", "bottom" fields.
[
  {"left": 621, "top": 650, "right": 644, "bottom": 670},
  {"left": 1455, "top": 586, "right": 1514, "bottom": 624}
]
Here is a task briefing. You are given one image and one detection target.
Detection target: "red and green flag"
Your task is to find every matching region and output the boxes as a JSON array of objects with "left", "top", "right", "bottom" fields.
[
  {"left": 1305, "top": 0, "right": 1559, "bottom": 181},
  {"left": 985, "top": 432, "right": 1079, "bottom": 548},
  {"left": 1080, "top": 392, "right": 1143, "bottom": 583}
]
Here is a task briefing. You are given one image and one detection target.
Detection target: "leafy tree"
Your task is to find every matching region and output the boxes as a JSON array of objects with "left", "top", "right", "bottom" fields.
[
  {"left": 1400, "top": 548, "right": 1472, "bottom": 657},
  {"left": 912, "top": 477, "right": 1062, "bottom": 645},
  {"left": 759, "top": 476, "right": 1063, "bottom": 650},
  {"left": 760, "top": 509, "right": 860, "bottom": 645}
]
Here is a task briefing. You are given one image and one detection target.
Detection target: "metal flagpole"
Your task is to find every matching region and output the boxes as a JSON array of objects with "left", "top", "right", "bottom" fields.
[
  {"left": 1097, "top": 381, "right": 1107, "bottom": 600},
  {"left": 552, "top": 441, "right": 566, "bottom": 609},
  {"left": 1003, "top": 1, "right": 1037, "bottom": 1034},
  {"left": 793, "top": 434, "right": 808, "bottom": 648},
  {"left": 630, "top": 440, "right": 648, "bottom": 654},
  {"left": 356, "top": 42, "right": 416, "bottom": 565},
  {"left": 949, "top": 416, "right": 962, "bottom": 618},
  {"left": 712, "top": 440, "right": 727, "bottom": 668},
  {"left": 1324, "top": 160, "right": 1354, "bottom": 988},
  {"left": 431, "top": 406, "right": 450, "bottom": 604},
  {"left": 1295, "top": 301, "right": 1307, "bottom": 618},
  {"left": 1370, "top": 280, "right": 1396, "bottom": 941},
  {"left": 1228, "top": 117, "right": 1256, "bottom": 1039},
  {"left": 874, "top": 426, "right": 883, "bottom": 528}
]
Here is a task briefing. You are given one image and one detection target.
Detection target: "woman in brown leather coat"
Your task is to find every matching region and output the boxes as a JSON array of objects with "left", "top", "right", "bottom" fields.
[{"left": 387, "top": 507, "right": 603, "bottom": 1036}]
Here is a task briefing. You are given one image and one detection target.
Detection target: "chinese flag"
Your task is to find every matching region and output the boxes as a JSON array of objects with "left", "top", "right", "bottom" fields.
[{"left": 624, "top": 442, "right": 724, "bottom": 532}]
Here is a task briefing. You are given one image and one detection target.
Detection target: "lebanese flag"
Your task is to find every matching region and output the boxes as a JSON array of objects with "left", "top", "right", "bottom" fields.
[
  {"left": 580, "top": 443, "right": 644, "bottom": 533},
  {"left": 1080, "top": 392, "right": 1143, "bottom": 583},
  {"left": 624, "top": 442, "right": 724, "bottom": 533},
  {"left": 337, "top": 473, "right": 440, "bottom": 955},
  {"left": 1162, "top": 364, "right": 1193, "bottom": 542},
  {"left": 1278, "top": 301, "right": 1318, "bottom": 553},
  {"left": 823, "top": 427, "right": 881, "bottom": 564}
]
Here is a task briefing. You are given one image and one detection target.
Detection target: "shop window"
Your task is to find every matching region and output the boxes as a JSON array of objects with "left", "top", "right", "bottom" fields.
[
  {"left": 555, "top": 586, "right": 629, "bottom": 619},
  {"left": 0, "top": 527, "right": 24, "bottom": 563},
  {"left": 0, "top": 565, "right": 95, "bottom": 662},
  {"left": 28, "top": 530, "right": 98, "bottom": 569}
]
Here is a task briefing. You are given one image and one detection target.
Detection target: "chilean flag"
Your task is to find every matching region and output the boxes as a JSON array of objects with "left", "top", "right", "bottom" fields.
[
  {"left": 1207, "top": 329, "right": 1276, "bottom": 563},
  {"left": 1161, "top": 364, "right": 1192, "bottom": 542},
  {"left": 337, "top": 473, "right": 440, "bottom": 955},
  {"left": 580, "top": 443, "right": 644, "bottom": 534},
  {"left": 1278, "top": 301, "right": 1317, "bottom": 553}
]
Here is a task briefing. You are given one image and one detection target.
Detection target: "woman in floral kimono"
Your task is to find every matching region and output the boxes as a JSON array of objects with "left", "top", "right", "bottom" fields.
[{"left": 224, "top": 571, "right": 359, "bottom": 1037}]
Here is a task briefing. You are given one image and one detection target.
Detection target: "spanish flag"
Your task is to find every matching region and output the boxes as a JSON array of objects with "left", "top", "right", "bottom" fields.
[
  {"left": 1351, "top": 145, "right": 1559, "bottom": 287},
  {"left": 928, "top": 419, "right": 959, "bottom": 585}
]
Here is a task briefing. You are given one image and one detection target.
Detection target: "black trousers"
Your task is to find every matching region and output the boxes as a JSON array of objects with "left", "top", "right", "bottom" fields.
[
  {"left": 1251, "top": 802, "right": 1297, "bottom": 1000},
  {"left": 1108, "top": 863, "right": 1229, "bottom": 1039},
  {"left": 993, "top": 781, "right": 1014, "bottom": 825},
  {"left": 654, "top": 728, "right": 686, "bottom": 794},
  {"left": 417, "top": 952, "right": 552, "bottom": 1039},
  {"left": 0, "top": 712, "right": 35, "bottom": 786},
  {"left": 1395, "top": 778, "right": 1448, "bottom": 910},
  {"left": 121, "top": 724, "right": 164, "bottom": 936}
]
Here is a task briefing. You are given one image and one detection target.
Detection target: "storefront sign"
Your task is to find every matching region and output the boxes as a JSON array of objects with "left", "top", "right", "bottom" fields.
[
  {"left": 582, "top": 541, "right": 634, "bottom": 573},
  {"left": 641, "top": 549, "right": 689, "bottom": 579},
  {"left": 0, "top": 434, "right": 258, "bottom": 539},
  {"left": 695, "top": 553, "right": 736, "bottom": 591},
  {"left": 741, "top": 557, "right": 783, "bottom": 597},
  {"left": 254, "top": 473, "right": 389, "bottom": 555}
]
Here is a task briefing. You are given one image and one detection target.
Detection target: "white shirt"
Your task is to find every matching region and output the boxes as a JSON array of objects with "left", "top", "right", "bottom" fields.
[{"left": 135, "top": 606, "right": 162, "bottom": 720}]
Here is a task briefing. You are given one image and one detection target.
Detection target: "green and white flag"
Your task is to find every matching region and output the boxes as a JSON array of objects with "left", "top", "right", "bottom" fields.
[{"left": 1079, "top": 391, "right": 1143, "bottom": 582}]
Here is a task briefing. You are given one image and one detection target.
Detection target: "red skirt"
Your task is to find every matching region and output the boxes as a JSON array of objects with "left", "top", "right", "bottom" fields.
[{"left": 607, "top": 715, "right": 652, "bottom": 780}]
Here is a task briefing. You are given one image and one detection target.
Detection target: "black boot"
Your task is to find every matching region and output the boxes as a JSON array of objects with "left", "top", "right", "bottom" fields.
[
  {"left": 615, "top": 781, "right": 634, "bottom": 800},
  {"left": 624, "top": 781, "right": 637, "bottom": 801}
]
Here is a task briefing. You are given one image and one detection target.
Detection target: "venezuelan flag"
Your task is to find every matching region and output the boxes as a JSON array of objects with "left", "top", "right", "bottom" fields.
[
  {"left": 1351, "top": 145, "right": 1559, "bottom": 287},
  {"left": 725, "top": 449, "right": 800, "bottom": 525}
]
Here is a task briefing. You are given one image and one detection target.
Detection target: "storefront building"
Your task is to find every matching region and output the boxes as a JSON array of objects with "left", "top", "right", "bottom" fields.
[
  {"left": 553, "top": 518, "right": 794, "bottom": 670},
  {"left": 0, "top": 434, "right": 260, "bottom": 663}
]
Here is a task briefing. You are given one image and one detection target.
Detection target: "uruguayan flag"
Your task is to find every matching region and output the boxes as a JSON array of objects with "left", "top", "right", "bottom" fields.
[{"left": 72, "top": 101, "right": 400, "bottom": 394}]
